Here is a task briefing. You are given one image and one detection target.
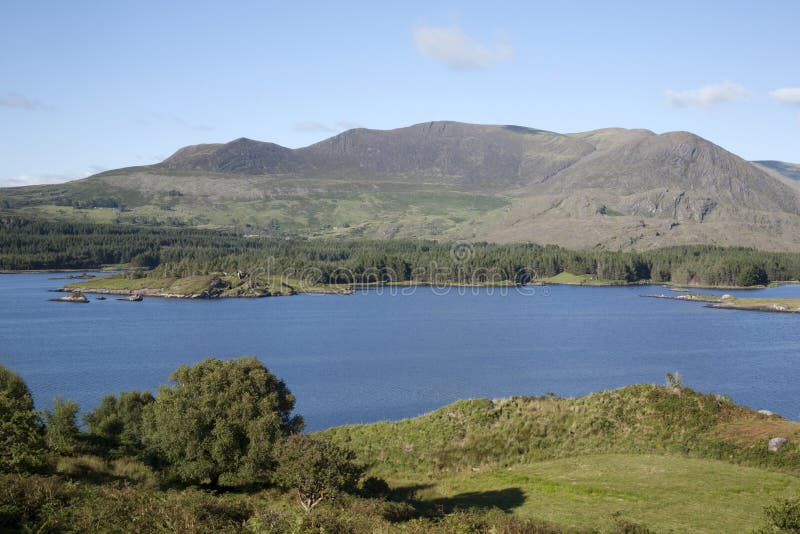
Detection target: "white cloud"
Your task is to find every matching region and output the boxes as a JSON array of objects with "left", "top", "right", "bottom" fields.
[
  {"left": 0, "top": 172, "right": 88, "bottom": 188},
  {"left": 0, "top": 91, "right": 46, "bottom": 110},
  {"left": 413, "top": 25, "right": 513, "bottom": 70},
  {"left": 665, "top": 81, "right": 750, "bottom": 108},
  {"left": 294, "top": 121, "right": 336, "bottom": 133},
  {"left": 770, "top": 87, "right": 800, "bottom": 106},
  {"left": 172, "top": 115, "right": 213, "bottom": 131}
]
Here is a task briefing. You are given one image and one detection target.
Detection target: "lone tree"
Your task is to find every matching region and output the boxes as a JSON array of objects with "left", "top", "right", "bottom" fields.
[
  {"left": 142, "top": 357, "right": 303, "bottom": 485},
  {"left": 273, "top": 434, "right": 363, "bottom": 513},
  {"left": 0, "top": 364, "right": 44, "bottom": 472}
]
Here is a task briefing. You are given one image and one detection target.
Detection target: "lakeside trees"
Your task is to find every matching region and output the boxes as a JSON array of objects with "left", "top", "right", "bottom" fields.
[{"left": 3, "top": 216, "right": 800, "bottom": 286}]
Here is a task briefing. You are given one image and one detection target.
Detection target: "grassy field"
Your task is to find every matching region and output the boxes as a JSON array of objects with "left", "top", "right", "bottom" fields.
[
  {"left": 417, "top": 454, "right": 800, "bottom": 532},
  {"left": 539, "top": 272, "right": 630, "bottom": 285}
]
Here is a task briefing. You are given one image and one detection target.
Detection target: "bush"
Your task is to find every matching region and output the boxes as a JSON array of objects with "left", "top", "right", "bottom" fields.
[
  {"left": 761, "top": 498, "right": 800, "bottom": 532},
  {"left": 44, "top": 398, "right": 81, "bottom": 454},
  {"left": 273, "top": 434, "right": 363, "bottom": 513},
  {"left": 142, "top": 357, "right": 303, "bottom": 486}
]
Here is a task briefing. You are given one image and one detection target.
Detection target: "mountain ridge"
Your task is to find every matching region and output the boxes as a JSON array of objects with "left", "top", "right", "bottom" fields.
[{"left": 2, "top": 121, "right": 800, "bottom": 251}]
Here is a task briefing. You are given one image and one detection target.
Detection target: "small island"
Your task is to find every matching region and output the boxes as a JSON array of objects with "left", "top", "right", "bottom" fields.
[
  {"left": 644, "top": 292, "right": 800, "bottom": 314},
  {"left": 49, "top": 291, "right": 89, "bottom": 303},
  {"left": 59, "top": 272, "right": 354, "bottom": 299}
]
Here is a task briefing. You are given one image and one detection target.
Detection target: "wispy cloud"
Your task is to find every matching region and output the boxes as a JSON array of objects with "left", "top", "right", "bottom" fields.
[
  {"left": 413, "top": 25, "right": 513, "bottom": 70},
  {"left": 294, "top": 121, "right": 336, "bottom": 133},
  {"left": 770, "top": 87, "right": 800, "bottom": 106},
  {"left": 294, "top": 120, "right": 363, "bottom": 133},
  {"left": 0, "top": 91, "right": 47, "bottom": 110},
  {"left": 665, "top": 81, "right": 750, "bottom": 108},
  {"left": 335, "top": 120, "right": 363, "bottom": 130}
]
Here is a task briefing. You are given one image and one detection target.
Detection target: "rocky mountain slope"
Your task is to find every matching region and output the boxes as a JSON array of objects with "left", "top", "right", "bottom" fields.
[{"left": 3, "top": 121, "right": 799, "bottom": 250}]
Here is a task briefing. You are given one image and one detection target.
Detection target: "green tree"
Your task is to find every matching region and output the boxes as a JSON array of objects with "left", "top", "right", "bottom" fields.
[
  {"left": 273, "top": 434, "right": 363, "bottom": 513},
  {"left": 43, "top": 397, "right": 80, "bottom": 453},
  {"left": 0, "top": 365, "right": 44, "bottom": 472},
  {"left": 84, "top": 390, "right": 154, "bottom": 451},
  {"left": 738, "top": 264, "right": 768, "bottom": 287},
  {"left": 142, "top": 357, "right": 303, "bottom": 486}
]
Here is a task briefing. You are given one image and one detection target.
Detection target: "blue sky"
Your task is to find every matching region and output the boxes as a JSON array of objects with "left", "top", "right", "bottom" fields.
[{"left": 1, "top": 1, "right": 798, "bottom": 186}]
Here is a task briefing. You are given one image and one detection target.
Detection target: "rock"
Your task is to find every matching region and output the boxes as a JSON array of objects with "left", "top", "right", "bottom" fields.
[
  {"left": 769, "top": 437, "right": 788, "bottom": 452},
  {"left": 51, "top": 291, "right": 89, "bottom": 303},
  {"left": 758, "top": 409, "right": 774, "bottom": 416},
  {"left": 721, "top": 294, "right": 734, "bottom": 300}
]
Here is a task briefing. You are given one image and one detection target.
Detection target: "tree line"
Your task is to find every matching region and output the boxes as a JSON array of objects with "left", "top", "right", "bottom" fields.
[{"left": 2, "top": 216, "right": 798, "bottom": 286}]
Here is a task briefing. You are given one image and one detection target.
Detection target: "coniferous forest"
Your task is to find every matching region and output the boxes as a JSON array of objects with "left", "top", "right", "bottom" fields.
[{"left": 1, "top": 217, "right": 797, "bottom": 287}]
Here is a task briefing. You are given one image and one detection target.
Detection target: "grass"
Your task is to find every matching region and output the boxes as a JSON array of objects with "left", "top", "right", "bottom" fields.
[
  {"left": 427, "top": 454, "right": 800, "bottom": 533},
  {"left": 324, "top": 385, "right": 800, "bottom": 531}
]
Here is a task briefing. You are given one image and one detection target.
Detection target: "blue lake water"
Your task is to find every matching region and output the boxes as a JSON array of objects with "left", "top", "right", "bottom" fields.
[{"left": 2, "top": 273, "right": 800, "bottom": 430}]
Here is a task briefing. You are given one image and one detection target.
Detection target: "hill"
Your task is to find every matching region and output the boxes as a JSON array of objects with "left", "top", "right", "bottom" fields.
[
  {"left": 3, "top": 121, "right": 800, "bottom": 250},
  {"left": 324, "top": 384, "right": 800, "bottom": 532}
]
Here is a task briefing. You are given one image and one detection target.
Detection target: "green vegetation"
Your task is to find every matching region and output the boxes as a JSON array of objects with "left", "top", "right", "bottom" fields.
[
  {"left": 141, "top": 357, "right": 303, "bottom": 486},
  {"left": 272, "top": 434, "right": 363, "bottom": 513},
  {"left": 0, "top": 366, "right": 45, "bottom": 473},
  {"left": 4, "top": 218, "right": 800, "bottom": 292},
  {"left": 2, "top": 359, "right": 800, "bottom": 532}
]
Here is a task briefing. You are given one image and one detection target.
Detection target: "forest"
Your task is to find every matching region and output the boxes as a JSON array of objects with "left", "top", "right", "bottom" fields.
[{"left": 2, "top": 216, "right": 798, "bottom": 287}]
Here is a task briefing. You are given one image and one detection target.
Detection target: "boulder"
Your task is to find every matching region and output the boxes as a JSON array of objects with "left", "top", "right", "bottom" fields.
[
  {"left": 768, "top": 437, "right": 788, "bottom": 452},
  {"left": 758, "top": 409, "right": 774, "bottom": 416}
]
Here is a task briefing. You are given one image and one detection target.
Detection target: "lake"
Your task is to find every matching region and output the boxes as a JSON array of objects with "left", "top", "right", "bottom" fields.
[{"left": 2, "top": 273, "right": 800, "bottom": 430}]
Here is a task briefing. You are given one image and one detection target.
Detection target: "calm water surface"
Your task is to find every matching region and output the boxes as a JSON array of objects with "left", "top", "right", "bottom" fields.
[{"left": 2, "top": 273, "right": 799, "bottom": 430}]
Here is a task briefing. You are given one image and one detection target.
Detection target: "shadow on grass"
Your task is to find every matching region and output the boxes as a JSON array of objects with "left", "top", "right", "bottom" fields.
[{"left": 391, "top": 484, "right": 526, "bottom": 518}]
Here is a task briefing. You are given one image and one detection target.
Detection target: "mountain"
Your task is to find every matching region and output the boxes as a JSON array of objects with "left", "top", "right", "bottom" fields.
[{"left": 3, "top": 121, "right": 800, "bottom": 251}]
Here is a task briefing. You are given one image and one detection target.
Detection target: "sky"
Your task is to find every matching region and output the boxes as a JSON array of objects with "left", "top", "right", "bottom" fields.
[{"left": 1, "top": 1, "right": 799, "bottom": 187}]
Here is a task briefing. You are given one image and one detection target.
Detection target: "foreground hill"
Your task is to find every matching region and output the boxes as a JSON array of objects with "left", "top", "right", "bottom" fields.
[
  {"left": 3, "top": 121, "right": 800, "bottom": 250},
  {"left": 325, "top": 384, "right": 800, "bottom": 532}
]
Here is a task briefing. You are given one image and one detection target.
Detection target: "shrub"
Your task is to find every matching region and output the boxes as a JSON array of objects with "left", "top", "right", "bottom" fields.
[
  {"left": 761, "top": 497, "right": 800, "bottom": 532},
  {"left": 44, "top": 398, "right": 81, "bottom": 454},
  {"left": 142, "top": 357, "right": 303, "bottom": 486},
  {"left": 273, "top": 434, "right": 363, "bottom": 513}
]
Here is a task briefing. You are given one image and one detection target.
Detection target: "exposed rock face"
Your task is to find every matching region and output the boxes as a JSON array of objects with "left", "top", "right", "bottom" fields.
[{"left": 769, "top": 437, "right": 788, "bottom": 452}]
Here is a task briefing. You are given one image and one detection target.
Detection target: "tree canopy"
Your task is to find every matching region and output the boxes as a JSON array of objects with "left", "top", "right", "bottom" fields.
[
  {"left": 141, "top": 357, "right": 303, "bottom": 485},
  {"left": 0, "top": 364, "right": 44, "bottom": 472},
  {"left": 84, "top": 390, "right": 154, "bottom": 452}
]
